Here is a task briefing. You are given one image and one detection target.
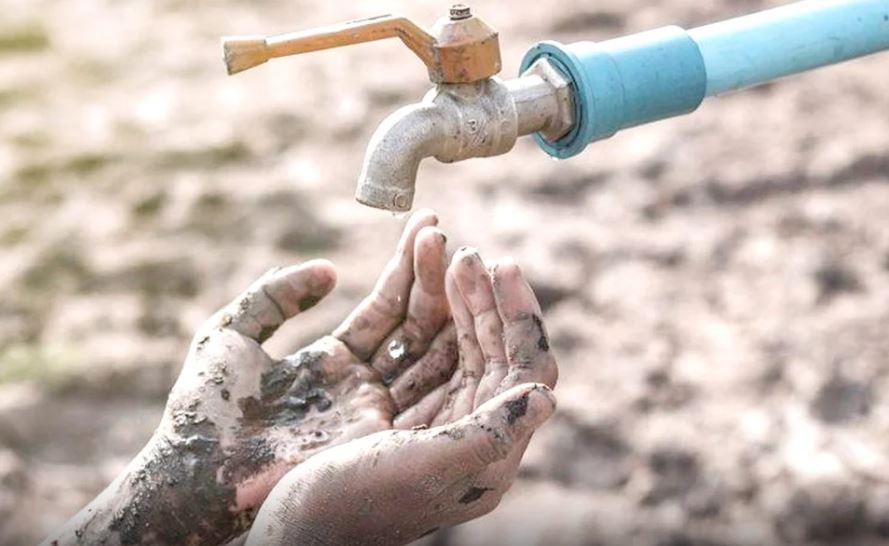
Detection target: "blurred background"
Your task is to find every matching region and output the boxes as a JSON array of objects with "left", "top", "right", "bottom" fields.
[{"left": 1, "top": 0, "right": 888, "bottom": 544}]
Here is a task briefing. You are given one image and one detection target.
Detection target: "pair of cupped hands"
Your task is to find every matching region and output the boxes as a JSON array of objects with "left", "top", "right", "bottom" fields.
[{"left": 48, "top": 210, "right": 558, "bottom": 546}]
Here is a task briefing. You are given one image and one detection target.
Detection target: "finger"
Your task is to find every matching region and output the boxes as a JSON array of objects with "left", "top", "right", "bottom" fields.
[
  {"left": 334, "top": 209, "right": 438, "bottom": 359},
  {"left": 450, "top": 249, "right": 508, "bottom": 408},
  {"left": 371, "top": 226, "right": 449, "bottom": 378},
  {"left": 430, "top": 269, "right": 484, "bottom": 425},
  {"left": 212, "top": 260, "right": 337, "bottom": 344},
  {"left": 492, "top": 260, "right": 558, "bottom": 390},
  {"left": 393, "top": 383, "right": 448, "bottom": 429},
  {"left": 429, "top": 369, "right": 463, "bottom": 427},
  {"left": 389, "top": 323, "right": 458, "bottom": 412},
  {"left": 434, "top": 383, "right": 556, "bottom": 473}
]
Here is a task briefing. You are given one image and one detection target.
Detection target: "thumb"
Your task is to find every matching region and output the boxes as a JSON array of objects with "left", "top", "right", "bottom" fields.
[
  {"left": 210, "top": 259, "right": 337, "bottom": 343},
  {"left": 439, "top": 383, "right": 556, "bottom": 471}
]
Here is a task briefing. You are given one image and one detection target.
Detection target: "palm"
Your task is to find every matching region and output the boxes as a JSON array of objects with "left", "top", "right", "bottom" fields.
[
  {"left": 158, "top": 211, "right": 455, "bottom": 513},
  {"left": 245, "top": 246, "right": 559, "bottom": 546}
]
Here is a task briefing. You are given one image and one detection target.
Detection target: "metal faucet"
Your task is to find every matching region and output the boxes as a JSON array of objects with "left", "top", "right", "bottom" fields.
[
  {"left": 223, "top": 1, "right": 889, "bottom": 212},
  {"left": 222, "top": 5, "right": 574, "bottom": 211}
]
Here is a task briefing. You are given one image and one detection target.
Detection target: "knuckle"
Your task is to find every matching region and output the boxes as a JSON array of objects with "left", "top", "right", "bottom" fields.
[
  {"left": 369, "top": 292, "right": 404, "bottom": 319},
  {"left": 484, "top": 356, "right": 509, "bottom": 372}
]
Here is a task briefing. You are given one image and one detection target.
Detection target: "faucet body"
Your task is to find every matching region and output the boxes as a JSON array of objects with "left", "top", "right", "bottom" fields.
[{"left": 357, "top": 59, "right": 573, "bottom": 211}]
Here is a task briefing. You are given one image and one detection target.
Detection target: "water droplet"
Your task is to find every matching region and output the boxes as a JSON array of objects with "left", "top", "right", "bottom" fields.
[
  {"left": 388, "top": 339, "right": 407, "bottom": 360},
  {"left": 391, "top": 210, "right": 409, "bottom": 219}
]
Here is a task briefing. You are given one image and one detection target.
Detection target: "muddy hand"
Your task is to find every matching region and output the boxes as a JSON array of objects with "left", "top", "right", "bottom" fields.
[
  {"left": 43, "top": 210, "right": 458, "bottom": 546},
  {"left": 247, "top": 384, "right": 556, "bottom": 546},
  {"left": 246, "top": 252, "right": 559, "bottom": 546},
  {"left": 394, "top": 247, "right": 558, "bottom": 428}
]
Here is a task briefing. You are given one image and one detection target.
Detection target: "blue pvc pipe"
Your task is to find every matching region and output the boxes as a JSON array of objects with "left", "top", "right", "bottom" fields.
[
  {"left": 521, "top": 0, "right": 889, "bottom": 159},
  {"left": 692, "top": 0, "right": 889, "bottom": 96}
]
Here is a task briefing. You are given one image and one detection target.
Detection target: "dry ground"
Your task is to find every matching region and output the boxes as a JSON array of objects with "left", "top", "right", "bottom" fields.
[{"left": 1, "top": 0, "right": 888, "bottom": 544}]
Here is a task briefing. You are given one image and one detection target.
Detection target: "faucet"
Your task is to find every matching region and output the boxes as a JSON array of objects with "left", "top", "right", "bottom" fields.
[
  {"left": 222, "top": 5, "right": 574, "bottom": 212},
  {"left": 222, "top": 1, "right": 889, "bottom": 211}
]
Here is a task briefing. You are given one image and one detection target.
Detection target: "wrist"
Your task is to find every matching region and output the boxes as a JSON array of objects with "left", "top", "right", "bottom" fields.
[{"left": 44, "top": 433, "right": 253, "bottom": 546}]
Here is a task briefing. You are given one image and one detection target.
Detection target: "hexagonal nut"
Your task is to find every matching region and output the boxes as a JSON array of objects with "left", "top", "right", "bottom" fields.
[{"left": 523, "top": 58, "right": 575, "bottom": 142}]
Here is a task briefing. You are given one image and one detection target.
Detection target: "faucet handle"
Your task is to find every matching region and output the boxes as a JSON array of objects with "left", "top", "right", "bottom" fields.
[{"left": 222, "top": 5, "right": 501, "bottom": 84}]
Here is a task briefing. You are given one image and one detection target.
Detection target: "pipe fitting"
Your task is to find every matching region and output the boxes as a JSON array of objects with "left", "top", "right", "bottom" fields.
[{"left": 508, "top": 58, "right": 574, "bottom": 142}]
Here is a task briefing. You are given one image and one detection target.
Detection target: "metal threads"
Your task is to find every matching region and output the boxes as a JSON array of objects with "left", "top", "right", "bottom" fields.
[{"left": 450, "top": 4, "right": 472, "bottom": 20}]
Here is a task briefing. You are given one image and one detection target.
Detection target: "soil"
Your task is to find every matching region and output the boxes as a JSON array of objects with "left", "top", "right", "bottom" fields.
[{"left": 1, "top": 0, "right": 888, "bottom": 545}]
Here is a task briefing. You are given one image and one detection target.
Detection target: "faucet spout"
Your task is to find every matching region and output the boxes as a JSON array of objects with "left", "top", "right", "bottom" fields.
[{"left": 356, "top": 103, "right": 448, "bottom": 211}]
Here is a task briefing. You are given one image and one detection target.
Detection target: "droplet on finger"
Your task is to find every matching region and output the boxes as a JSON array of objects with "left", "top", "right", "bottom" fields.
[{"left": 388, "top": 338, "right": 407, "bottom": 361}]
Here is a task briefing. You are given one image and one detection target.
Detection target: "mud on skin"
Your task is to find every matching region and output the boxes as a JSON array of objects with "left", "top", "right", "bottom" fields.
[
  {"left": 64, "top": 412, "right": 252, "bottom": 545},
  {"left": 75, "top": 349, "right": 337, "bottom": 545},
  {"left": 531, "top": 314, "right": 550, "bottom": 352},
  {"left": 237, "top": 349, "right": 333, "bottom": 425},
  {"left": 115, "top": 394, "right": 286, "bottom": 545},
  {"left": 504, "top": 313, "right": 550, "bottom": 366},
  {"left": 504, "top": 392, "right": 530, "bottom": 425}
]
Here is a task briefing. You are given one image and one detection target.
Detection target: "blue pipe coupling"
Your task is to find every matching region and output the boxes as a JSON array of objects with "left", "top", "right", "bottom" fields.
[{"left": 520, "top": 26, "right": 707, "bottom": 159}]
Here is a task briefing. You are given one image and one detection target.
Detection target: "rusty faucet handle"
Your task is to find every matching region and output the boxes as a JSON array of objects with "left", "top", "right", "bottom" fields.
[{"left": 221, "top": 5, "right": 501, "bottom": 84}]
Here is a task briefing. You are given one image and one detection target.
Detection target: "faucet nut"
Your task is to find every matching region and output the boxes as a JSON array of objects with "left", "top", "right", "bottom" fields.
[
  {"left": 450, "top": 5, "right": 472, "bottom": 20},
  {"left": 519, "top": 58, "right": 575, "bottom": 142}
]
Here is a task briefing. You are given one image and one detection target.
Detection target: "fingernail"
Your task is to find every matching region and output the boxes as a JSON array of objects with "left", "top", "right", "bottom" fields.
[
  {"left": 491, "top": 257, "right": 520, "bottom": 281},
  {"left": 455, "top": 246, "right": 479, "bottom": 261},
  {"left": 413, "top": 208, "right": 438, "bottom": 224},
  {"left": 425, "top": 226, "right": 447, "bottom": 245}
]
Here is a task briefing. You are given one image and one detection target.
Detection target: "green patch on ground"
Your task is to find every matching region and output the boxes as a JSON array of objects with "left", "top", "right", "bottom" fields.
[
  {"left": 0, "top": 226, "right": 29, "bottom": 246},
  {"left": 153, "top": 141, "right": 252, "bottom": 170},
  {"left": 62, "top": 152, "right": 119, "bottom": 175},
  {"left": 9, "top": 131, "right": 51, "bottom": 149},
  {"left": 9, "top": 152, "right": 121, "bottom": 196},
  {"left": 0, "top": 88, "right": 28, "bottom": 109},
  {"left": 0, "top": 343, "right": 82, "bottom": 385},
  {"left": 194, "top": 191, "right": 228, "bottom": 211},
  {"left": 0, "top": 25, "right": 49, "bottom": 54},
  {"left": 16, "top": 152, "right": 120, "bottom": 179},
  {"left": 132, "top": 191, "right": 168, "bottom": 218},
  {"left": 14, "top": 163, "right": 53, "bottom": 186},
  {"left": 21, "top": 245, "right": 92, "bottom": 293}
]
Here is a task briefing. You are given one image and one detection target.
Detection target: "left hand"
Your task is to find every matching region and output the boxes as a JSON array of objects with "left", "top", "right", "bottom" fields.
[{"left": 44, "top": 210, "right": 460, "bottom": 546}]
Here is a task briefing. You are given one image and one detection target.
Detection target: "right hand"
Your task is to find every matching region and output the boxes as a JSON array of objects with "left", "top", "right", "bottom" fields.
[{"left": 247, "top": 249, "right": 558, "bottom": 546}]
